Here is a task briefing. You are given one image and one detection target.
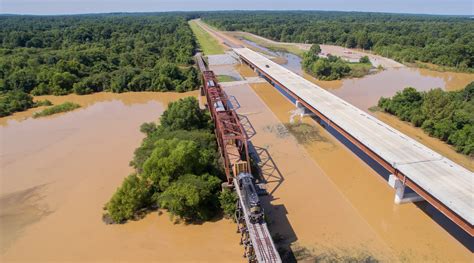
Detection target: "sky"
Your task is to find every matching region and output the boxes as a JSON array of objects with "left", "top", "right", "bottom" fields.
[{"left": 1, "top": 0, "right": 473, "bottom": 16}]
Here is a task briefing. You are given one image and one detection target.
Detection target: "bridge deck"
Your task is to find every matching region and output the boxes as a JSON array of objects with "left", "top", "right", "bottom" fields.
[{"left": 233, "top": 48, "right": 473, "bottom": 229}]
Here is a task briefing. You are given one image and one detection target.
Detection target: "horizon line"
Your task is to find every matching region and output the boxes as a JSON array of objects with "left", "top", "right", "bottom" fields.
[{"left": 1, "top": 9, "right": 472, "bottom": 17}]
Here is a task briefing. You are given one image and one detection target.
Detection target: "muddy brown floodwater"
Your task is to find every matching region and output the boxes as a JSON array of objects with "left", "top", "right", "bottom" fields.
[
  {"left": 246, "top": 81, "right": 472, "bottom": 262},
  {"left": 0, "top": 91, "right": 242, "bottom": 262},
  {"left": 305, "top": 67, "right": 474, "bottom": 112}
]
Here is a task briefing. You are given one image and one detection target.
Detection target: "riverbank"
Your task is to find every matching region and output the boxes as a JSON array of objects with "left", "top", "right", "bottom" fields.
[{"left": 0, "top": 91, "right": 243, "bottom": 261}]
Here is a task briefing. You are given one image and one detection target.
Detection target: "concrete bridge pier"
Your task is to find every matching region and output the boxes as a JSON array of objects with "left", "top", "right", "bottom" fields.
[
  {"left": 296, "top": 100, "right": 316, "bottom": 117},
  {"left": 388, "top": 174, "right": 424, "bottom": 204}
]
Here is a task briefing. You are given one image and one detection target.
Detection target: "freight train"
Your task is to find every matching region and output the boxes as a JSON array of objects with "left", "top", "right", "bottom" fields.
[{"left": 238, "top": 173, "right": 264, "bottom": 223}]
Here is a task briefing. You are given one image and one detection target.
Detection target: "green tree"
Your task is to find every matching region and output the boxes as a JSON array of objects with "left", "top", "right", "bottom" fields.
[
  {"left": 158, "top": 174, "right": 221, "bottom": 221},
  {"left": 219, "top": 189, "right": 238, "bottom": 217},
  {"left": 106, "top": 174, "right": 152, "bottom": 223},
  {"left": 160, "top": 97, "right": 210, "bottom": 131},
  {"left": 0, "top": 90, "right": 35, "bottom": 117},
  {"left": 309, "top": 44, "right": 321, "bottom": 54},
  {"left": 142, "top": 139, "right": 211, "bottom": 190},
  {"left": 359, "top": 56, "right": 370, "bottom": 64},
  {"left": 5, "top": 69, "right": 37, "bottom": 93},
  {"left": 110, "top": 67, "right": 139, "bottom": 93},
  {"left": 50, "top": 72, "right": 78, "bottom": 95}
]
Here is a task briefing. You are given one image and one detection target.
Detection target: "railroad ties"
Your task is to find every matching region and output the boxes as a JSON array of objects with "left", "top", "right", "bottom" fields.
[
  {"left": 196, "top": 55, "right": 282, "bottom": 263},
  {"left": 234, "top": 180, "right": 281, "bottom": 263}
]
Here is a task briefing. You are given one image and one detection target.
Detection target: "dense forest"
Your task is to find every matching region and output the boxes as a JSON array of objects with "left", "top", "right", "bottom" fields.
[
  {"left": 201, "top": 11, "right": 474, "bottom": 70},
  {"left": 302, "top": 44, "right": 372, "bottom": 80},
  {"left": 0, "top": 14, "right": 199, "bottom": 116},
  {"left": 104, "top": 97, "right": 236, "bottom": 223},
  {"left": 378, "top": 82, "right": 474, "bottom": 156}
]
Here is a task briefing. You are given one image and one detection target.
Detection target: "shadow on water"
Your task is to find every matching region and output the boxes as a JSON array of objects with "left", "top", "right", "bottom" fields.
[
  {"left": 260, "top": 70, "right": 474, "bottom": 252},
  {"left": 247, "top": 140, "right": 298, "bottom": 262},
  {"left": 238, "top": 114, "right": 257, "bottom": 139},
  {"left": 227, "top": 95, "right": 241, "bottom": 110},
  {"left": 0, "top": 184, "right": 53, "bottom": 253}
]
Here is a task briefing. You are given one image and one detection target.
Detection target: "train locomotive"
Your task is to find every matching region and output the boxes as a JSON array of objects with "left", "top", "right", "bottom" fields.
[{"left": 238, "top": 173, "right": 264, "bottom": 223}]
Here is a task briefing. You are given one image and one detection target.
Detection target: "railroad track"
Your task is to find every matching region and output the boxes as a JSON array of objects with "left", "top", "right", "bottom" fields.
[{"left": 234, "top": 180, "right": 281, "bottom": 263}]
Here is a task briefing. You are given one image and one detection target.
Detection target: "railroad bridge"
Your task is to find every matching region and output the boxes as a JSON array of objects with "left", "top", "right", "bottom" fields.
[
  {"left": 233, "top": 47, "right": 474, "bottom": 237},
  {"left": 197, "top": 54, "right": 282, "bottom": 263}
]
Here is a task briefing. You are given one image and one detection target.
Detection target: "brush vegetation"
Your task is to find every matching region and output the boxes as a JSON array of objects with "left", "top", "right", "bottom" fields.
[{"left": 33, "top": 102, "right": 80, "bottom": 118}]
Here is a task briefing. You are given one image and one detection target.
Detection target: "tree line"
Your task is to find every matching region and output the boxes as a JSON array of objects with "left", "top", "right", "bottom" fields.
[
  {"left": 0, "top": 14, "right": 199, "bottom": 116},
  {"left": 200, "top": 11, "right": 473, "bottom": 70},
  {"left": 378, "top": 82, "right": 474, "bottom": 156},
  {"left": 104, "top": 97, "right": 237, "bottom": 223}
]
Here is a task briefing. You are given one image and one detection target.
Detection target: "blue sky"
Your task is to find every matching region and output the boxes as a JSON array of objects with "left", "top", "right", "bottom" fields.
[{"left": 1, "top": 0, "right": 472, "bottom": 15}]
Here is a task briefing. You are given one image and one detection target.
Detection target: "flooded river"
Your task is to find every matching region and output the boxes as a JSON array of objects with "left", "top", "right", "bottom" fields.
[
  {"left": 246, "top": 81, "right": 472, "bottom": 261},
  {"left": 240, "top": 39, "right": 474, "bottom": 171},
  {"left": 0, "top": 92, "right": 242, "bottom": 262},
  {"left": 231, "top": 59, "right": 473, "bottom": 261}
]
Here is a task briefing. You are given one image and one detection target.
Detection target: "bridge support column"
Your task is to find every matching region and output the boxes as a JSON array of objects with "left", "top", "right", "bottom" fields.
[
  {"left": 388, "top": 174, "right": 424, "bottom": 204},
  {"left": 295, "top": 100, "right": 316, "bottom": 118}
]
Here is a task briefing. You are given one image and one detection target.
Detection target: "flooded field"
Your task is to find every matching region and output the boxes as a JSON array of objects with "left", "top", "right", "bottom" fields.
[
  {"left": 247, "top": 81, "right": 472, "bottom": 262},
  {"left": 240, "top": 38, "right": 474, "bottom": 112},
  {"left": 0, "top": 91, "right": 242, "bottom": 262}
]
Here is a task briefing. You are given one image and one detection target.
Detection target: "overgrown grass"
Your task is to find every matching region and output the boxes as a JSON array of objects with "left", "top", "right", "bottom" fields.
[
  {"left": 413, "top": 61, "right": 474, "bottom": 73},
  {"left": 348, "top": 62, "right": 373, "bottom": 78},
  {"left": 368, "top": 105, "right": 382, "bottom": 112},
  {"left": 216, "top": 75, "right": 237, "bottom": 82},
  {"left": 289, "top": 244, "right": 379, "bottom": 263},
  {"left": 33, "top": 102, "right": 80, "bottom": 118},
  {"left": 189, "top": 20, "right": 225, "bottom": 55},
  {"left": 285, "top": 122, "right": 328, "bottom": 144},
  {"left": 35, "top": 100, "right": 53, "bottom": 107},
  {"left": 235, "top": 33, "right": 305, "bottom": 56}
]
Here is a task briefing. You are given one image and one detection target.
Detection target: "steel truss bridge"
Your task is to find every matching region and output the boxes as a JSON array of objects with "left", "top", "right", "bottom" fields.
[{"left": 196, "top": 55, "right": 282, "bottom": 263}]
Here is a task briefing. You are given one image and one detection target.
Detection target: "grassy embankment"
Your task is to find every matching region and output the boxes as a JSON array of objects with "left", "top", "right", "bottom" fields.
[
  {"left": 232, "top": 32, "right": 305, "bottom": 56},
  {"left": 216, "top": 75, "right": 237, "bottom": 82},
  {"left": 33, "top": 102, "right": 81, "bottom": 118},
  {"left": 189, "top": 20, "right": 225, "bottom": 55}
]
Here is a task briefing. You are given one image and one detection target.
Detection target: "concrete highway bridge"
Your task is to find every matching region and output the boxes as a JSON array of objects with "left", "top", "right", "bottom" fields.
[{"left": 233, "top": 47, "right": 474, "bottom": 237}]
